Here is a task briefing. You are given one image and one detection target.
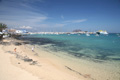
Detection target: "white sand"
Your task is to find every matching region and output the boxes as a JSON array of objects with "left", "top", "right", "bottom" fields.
[
  {"left": 0, "top": 38, "right": 82, "bottom": 80},
  {"left": 1, "top": 38, "right": 120, "bottom": 80},
  {"left": 0, "top": 45, "right": 40, "bottom": 80}
]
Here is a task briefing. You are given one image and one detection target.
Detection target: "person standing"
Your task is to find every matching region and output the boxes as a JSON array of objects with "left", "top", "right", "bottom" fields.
[
  {"left": 32, "top": 47, "right": 34, "bottom": 52},
  {"left": 14, "top": 48, "right": 17, "bottom": 52}
]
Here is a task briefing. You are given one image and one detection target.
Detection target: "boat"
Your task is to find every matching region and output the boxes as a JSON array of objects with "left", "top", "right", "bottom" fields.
[
  {"left": 3, "top": 35, "right": 9, "bottom": 38},
  {"left": 95, "top": 34, "right": 99, "bottom": 36},
  {"left": 117, "top": 33, "right": 120, "bottom": 37},
  {"left": 86, "top": 33, "right": 90, "bottom": 36},
  {"left": 0, "top": 32, "right": 3, "bottom": 34},
  {"left": 97, "top": 30, "right": 108, "bottom": 35}
]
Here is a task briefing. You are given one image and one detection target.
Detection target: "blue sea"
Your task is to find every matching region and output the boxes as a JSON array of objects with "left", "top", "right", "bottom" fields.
[
  {"left": 20, "top": 33, "right": 120, "bottom": 80},
  {"left": 21, "top": 33, "right": 120, "bottom": 62}
]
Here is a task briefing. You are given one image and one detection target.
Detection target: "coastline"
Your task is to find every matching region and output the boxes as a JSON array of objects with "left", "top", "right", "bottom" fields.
[
  {"left": 0, "top": 37, "right": 120, "bottom": 80},
  {"left": 0, "top": 38, "right": 40, "bottom": 80},
  {"left": 0, "top": 38, "right": 82, "bottom": 80}
]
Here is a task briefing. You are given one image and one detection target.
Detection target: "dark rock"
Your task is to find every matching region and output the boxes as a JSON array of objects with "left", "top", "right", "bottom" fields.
[
  {"left": 30, "top": 61, "right": 37, "bottom": 65},
  {"left": 23, "top": 58, "right": 33, "bottom": 62},
  {"left": 14, "top": 42, "right": 22, "bottom": 46}
]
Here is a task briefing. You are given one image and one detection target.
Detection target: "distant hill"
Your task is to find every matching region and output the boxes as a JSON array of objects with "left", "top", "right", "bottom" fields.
[{"left": 73, "top": 29, "right": 82, "bottom": 32}]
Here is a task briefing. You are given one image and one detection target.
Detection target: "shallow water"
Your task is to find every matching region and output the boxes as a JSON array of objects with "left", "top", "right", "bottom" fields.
[
  {"left": 21, "top": 33, "right": 120, "bottom": 80},
  {"left": 21, "top": 33, "right": 120, "bottom": 61}
]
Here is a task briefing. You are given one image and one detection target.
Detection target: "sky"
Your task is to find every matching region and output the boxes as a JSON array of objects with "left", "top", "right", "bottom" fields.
[{"left": 0, "top": 0, "right": 120, "bottom": 33}]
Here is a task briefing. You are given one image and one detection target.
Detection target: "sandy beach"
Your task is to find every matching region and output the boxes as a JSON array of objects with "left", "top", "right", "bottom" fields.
[
  {"left": 0, "top": 37, "right": 120, "bottom": 80},
  {"left": 0, "top": 0, "right": 120, "bottom": 79},
  {"left": 0, "top": 38, "right": 40, "bottom": 80},
  {"left": 0, "top": 38, "right": 82, "bottom": 80}
]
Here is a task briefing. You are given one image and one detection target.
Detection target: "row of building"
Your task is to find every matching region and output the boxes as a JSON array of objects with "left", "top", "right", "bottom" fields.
[
  {"left": 0, "top": 29, "right": 28, "bottom": 38},
  {"left": 3, "top": 29, "right": 28, "bottom": 34}
]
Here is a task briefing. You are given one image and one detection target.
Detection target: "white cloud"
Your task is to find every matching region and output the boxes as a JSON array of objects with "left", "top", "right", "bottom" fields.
[
  {"left": 0, "top": 0, "right": 48, "bottom": 28},
  {"left": 54, "top": 24, "right": 65, "bottom": 27},
  {"left": 24, "top": 16, "right": 48, "bottom": 23},
  {"left": 61, "top": 15, "right": 64, "bottom": 19},
  {"left": 20, "top": 26, "right": 32, "bottom": 29},
  {"left": 65, "top": 19, "right": 87, "bottom": 23},
  {"left": 38, "top": 24, "right": 49, "bottom": 27}
]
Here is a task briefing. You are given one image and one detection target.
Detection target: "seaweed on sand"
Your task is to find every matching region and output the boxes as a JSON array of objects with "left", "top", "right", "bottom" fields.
[{"left": 65, "top": 66, "right": 95, "bottom": 80}]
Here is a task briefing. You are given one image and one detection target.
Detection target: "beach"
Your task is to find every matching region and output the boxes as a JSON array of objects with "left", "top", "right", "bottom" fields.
[
  {"left": 0, "top": 38, "right": 40, "bottom": 80},
  {"left": 0, "top": 36, "right": 120, "bottom": 80},
  {"left": 0, "top": 0, "right": 120, "bottom": 79},
  {"left": 0, "top": 38, "right": 82, "bottom": 80}
]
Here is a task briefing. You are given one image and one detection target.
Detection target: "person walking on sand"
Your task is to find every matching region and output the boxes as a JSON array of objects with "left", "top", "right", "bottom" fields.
[
  {"left": 14, "top": 48, "right": 17, "bottom": 52},
  {"left": 32, "top": 47, "right": 34, "bottom": 52}
]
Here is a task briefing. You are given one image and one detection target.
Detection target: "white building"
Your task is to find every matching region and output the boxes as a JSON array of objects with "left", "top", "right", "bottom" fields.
[
  {"left": 16, "top": 30, "right": 23, "bottom": 33},
  {"left": 15, "top": 30, "right": 28, "bottom": 34}
]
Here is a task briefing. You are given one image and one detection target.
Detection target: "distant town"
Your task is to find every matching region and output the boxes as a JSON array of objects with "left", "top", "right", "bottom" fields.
[
  {"left": 0, "top": 23, "right": 110, "bottom": 39},
  {"left": 0, "top": 28, "right": 109, "bottom": 38}
]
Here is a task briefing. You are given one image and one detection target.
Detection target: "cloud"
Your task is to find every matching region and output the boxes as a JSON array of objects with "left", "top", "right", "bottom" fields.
[
  {"left": 0, "top": 15, "right": 48, "bottom": 28},
  {"left": 54, "top": 24, "right": 65, "bottom": 27},
  {"left": 0, "top": 0, "right": 87, "bottom": 32},
  {"left": 65, "top": 19, "right": 87, "bottom": 23},
  {"left": 24, "top": 16, "right": 48, "bottom": 23},
  {"left": 37, "top": 24, "right": 49, "bottom": 28},
  {"left": 0, "top": 0, "right": 48, "bottom": 28},
  {"left": 19, "top": 26, "right": 32, "bottom": 29},
  {"left": 61, "top": 15, "right": 64, "bottom": 19}
]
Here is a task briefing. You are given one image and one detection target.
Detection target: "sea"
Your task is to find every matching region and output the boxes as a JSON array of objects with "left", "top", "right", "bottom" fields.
[{"left": 20, "top": 33, "right": 120, "bottom": 80}]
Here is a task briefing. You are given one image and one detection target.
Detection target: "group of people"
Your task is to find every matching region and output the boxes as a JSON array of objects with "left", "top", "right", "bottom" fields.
[{"left": 14, "top": 45, "right": 35, "bottom": 53}]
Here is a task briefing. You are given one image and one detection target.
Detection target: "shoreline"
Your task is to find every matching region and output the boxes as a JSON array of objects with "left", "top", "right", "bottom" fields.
[
  {"left": 0, "top": 38, "right": 82, "bottom": 80},
  {"left": 0, "top": 37, "right": 120, "bottom": 80},
  {"left": 0, "top": 38, "right": 40, "bottom": 80}
]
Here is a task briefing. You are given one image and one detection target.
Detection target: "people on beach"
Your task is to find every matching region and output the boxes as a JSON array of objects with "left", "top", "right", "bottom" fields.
[
  {"left": 14, "top": 48, "right": 17, "bottom": 52},
  {"left": 32, "top": 47, "right": 34, "bottom": 52}
]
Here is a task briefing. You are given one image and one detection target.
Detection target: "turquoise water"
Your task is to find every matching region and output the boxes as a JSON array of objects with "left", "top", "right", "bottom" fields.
[
  {"left": 22, "top": 33, "right": 120, "bottom": 62},
  {"left": 21, "top": 33, "right": 120, "bottom": 80}
]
